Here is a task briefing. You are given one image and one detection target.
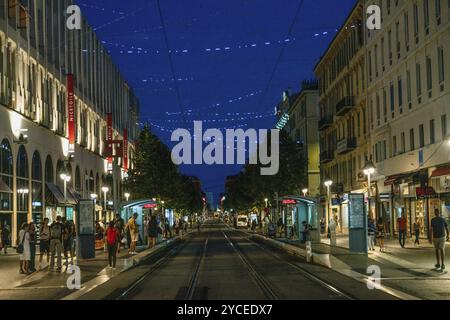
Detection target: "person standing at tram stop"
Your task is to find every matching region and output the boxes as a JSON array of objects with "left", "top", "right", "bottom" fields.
[
  {"left": 328, "top": 216, "right": 337, "bottom": 247},
  {"left": 367, "top": 217, "right": 376, "bottom": 251},
  {"left": 397, "top": 212, "right": 407, "bottom": 248},
  {"left": 126, "top": 213, "right": 139, "bottom": 255},
  {"left": 106, "top": 221, "right": 119, "bottom": 269},
  {"left": 147, "top": 214, "right": 158, "bottom": 249},
  {"left": 431, "top": 208, "right": 449, "bottom": 272}
]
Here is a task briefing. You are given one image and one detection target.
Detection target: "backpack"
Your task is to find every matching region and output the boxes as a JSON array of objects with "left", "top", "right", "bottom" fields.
[
  {"left": 107, "top": 228, "right": 118, "bottom": 245},
  {"left": 50, "top": 223, "right": 62, "bottom": 239}
]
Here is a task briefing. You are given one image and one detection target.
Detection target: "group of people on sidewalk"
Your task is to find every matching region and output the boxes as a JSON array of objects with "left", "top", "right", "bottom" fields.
[
  {"left": 366, "top": 209, "right": 449, "bottom": 272},
  {"left": 16, "top": 216, "right": 75, "bottom": 274}
]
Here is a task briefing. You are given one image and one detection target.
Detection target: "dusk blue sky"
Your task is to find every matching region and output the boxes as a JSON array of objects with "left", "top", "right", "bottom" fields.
[{"left": 80, "top": 0, "right": 356, "bottom": 205}]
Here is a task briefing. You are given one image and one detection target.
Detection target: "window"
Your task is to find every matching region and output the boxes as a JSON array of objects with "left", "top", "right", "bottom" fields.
[
  {"left": 374, "top": 44, "right": 378, "bottom": 77},
  {"left": 430, "top": 119, "right": 435, "bottom": 144},
  {"left": 419, "top": 124, "right": 425, "bottom": 148},
  {"left": 368, "top": 50, "right": 373, "bottom": 81},
  {"left": 392, "top": 136, "right": 397, "bottom": 157},
  {"left": 16, "top": 146, "right": 29, "bottom": 224},
  {"left": 401, "top": 132, "right": 406, "bottom": 154},
  {"left": 442, "top": 114, "right": 448, "bottom": 140},
  {"left": 416, "top": 63, "right": 422, "bottom": 101},
  {"left": 413, "top": 4, "right": 419, "bottom": 42},
  {"left": 410, "top": 128, "right": 415, "bottom": 150},
  {"left": 438, "top": 46, "right": 445, "bottom": 89},
  {"left": 376, "top": 94, "right": 381, "bottom": 126},
  {"left": 426, "top": 56, "right": 433, "bottom": 96},
  {"left": 436, "top": 0, "right": 441, "bottom": 25},
  {"left": 0, "top": 139, "right": 13, "bottom": 216},
  {"left": 31, "top": 151, "right": 43, "bottom": 228},
  {"left": 383, "top": 88, "right": 387, "bottom": 123},
  {"left": 395, "top": 22, "right": 401, "bottom": 58},
  {"left": 388, "top": 30, "right": 393, "bottom": 65},
  {"left": 398, "top": 77, "right": 403, "bottom": 114},
  {"left": 404, "top": 13, "right": 410, "bottom": 51},
  {"left": 390, "top": 82, "right": 395, "bottom": 118},
  {"left": 407, "top": 70, "right": 412, "bottom": 108},
  {"left": 424, "top": 0, "right": 430, "bottom": 34},
  {"left": 381, "top": 37, "right": 385, "bottom": 70}
]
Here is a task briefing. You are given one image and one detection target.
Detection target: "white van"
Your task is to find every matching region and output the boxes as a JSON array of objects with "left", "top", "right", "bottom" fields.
[{"left": 236, "top": 215, "right": 249, "bottom": 229}]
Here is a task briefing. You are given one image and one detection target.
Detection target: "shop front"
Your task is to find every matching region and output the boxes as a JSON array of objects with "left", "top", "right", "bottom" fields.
[
  {"left": 430, "top": 165, "right": 450, "bottom": 227},
  {"left": 280, "top": 196, "right": 320, "bottom": 241},
  {"left": 45, "top": 182, "right": 77, "bottom": 223}
]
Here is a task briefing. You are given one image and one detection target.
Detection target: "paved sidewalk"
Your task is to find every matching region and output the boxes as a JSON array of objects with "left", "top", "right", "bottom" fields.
[{"left": 250, "top": 228, "right": 450, "bottom": 300}]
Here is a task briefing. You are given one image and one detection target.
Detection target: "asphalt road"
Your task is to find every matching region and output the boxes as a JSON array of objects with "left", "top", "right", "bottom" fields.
[{"left": 116, "top": 220, "right": 395, "bottom": 300}]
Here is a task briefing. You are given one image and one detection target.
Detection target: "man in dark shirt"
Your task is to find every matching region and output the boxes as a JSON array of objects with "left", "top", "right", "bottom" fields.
[
  {"left": 431, "top": 209, "right": 449, "bottom": 271},
  {"left": 397, "top": 213, "right": 407, "bottom": 248}
]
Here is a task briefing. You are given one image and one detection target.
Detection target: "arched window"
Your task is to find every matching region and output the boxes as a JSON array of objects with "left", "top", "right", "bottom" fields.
[
  {"left": 75, "top": 166, "right": 81, "bottom": 192},
  {"left": 31, "top": 151, "right": 43, "bottom": 224},
  {"left": 16, "top": 146, "right": 29, "bottom": 229},
  {"left": 45, "top": 156, "right": 53, "bottom": 183},
  {"left": 0, "top": 139, "right": 13, "bottom": 229}
]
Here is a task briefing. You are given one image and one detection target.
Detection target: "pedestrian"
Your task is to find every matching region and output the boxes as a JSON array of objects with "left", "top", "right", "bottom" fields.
[
  {"left": 28, "top": 222, "right": 37, "bottom": 272},
  {"left": 49, "top": 216, "right": 65, "bottom": 272},
  {"left": 251, "top": 219, "right": 257, "bottom": 232},
  {"left": 367, "top": 217, "right": 376, "bottom": 251},
  {"left": 277, "top": 217, "right": 283, "bottom": 237},
  {"left": 39, "top": 218, "right": 50, "bottom": 270},
  {"left": 126, "top": 213, "right": 139, "bottom": 254},
  {"left": 62, "top": 218, "right": 75, "bottom": 266},
  {"left": 413, "top": 217, "right": 421, "bottom": 246},
  {"left": 1, "top": 222, "right": 10, "bottom": 254},
  {"left": 147, "top": 215, "right": 158, "bottom": 248},
  {"left": 18, "top": 223, "right": 30, "bottom": 274},
  {"left": 376, "top": 218, "right": 386, "bottom": 252},
  {"left": 114, "top": 214, "right": 125, "bottom": 253},
  {"left": 106, "top": 221, "right": 119, "bottom": 269},
  {"left": 301, "top": 221, "right": 311, "bottom": 243},
  {"left": 197, "top": 219, "right": 201, "bottom": 232},
  {"left": 328, "top": 216, "right": 337, "bottom": 246},
  {"left": 431, "top": 208, "right": 449, "bottom": 271},
  {"left": 397, "top": 212, "right": 407, "bottom": 248},
  {"left": 164, "top": 217, "right": 172, "bottom": 239}
]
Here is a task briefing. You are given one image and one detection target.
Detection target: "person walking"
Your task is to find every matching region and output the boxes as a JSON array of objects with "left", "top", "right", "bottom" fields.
[
  {"left": 39, "top": 218, "right": 50, "bottom": 270},
  {"left": 413, "top": 217, "right": 421, "bottom": 247},
  {"left": 147, "top": 215, "right": 158, "bottom": 248},
  {"left": 328, "top": 216, "right": 337, "bottom": 247},
  {"left": 367, "top": 217, "right": 376, "bottom": 251},
  {"left": 114, "top": 214, "right": 125, "bottom": 253},
  {"left": 397, "top": 212, "right": 407, "bottom": 248},
  {"left": 126, "top": 213, "right": 139, "bottom": 254},
  {"left": 28, "top": 222, "right": 37, "bottom": 273},
  {"left": 18, "top": 223, "right": 30, "bottom": 274},
  {"left": 1, "top": 222, "right": 10, "bottom": 254},
  {"left": 106, "top": 221, "right": 119, "bottom": 269},
  {"left": 277, "top": 217, "right": 284, "bottom": 238},
  {"left": 62, "top": 218, "right": 75, "bottom": 267},
  {"left": 49, "top": 216, "right": 65, "bottom": 272},
  {"left": 431, "top": 208, "right": 449, "bottom": 271},
  {"left": 164, "top": 217, "right": 172, "bottom": 239},
  {"left": 376, "top": 218, "right": 386, "bottom": 252}
]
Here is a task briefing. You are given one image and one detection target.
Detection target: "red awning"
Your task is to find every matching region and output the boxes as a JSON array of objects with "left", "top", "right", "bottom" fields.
[{"left": 431, "top": 165, "right": 450, "bottom": 178}]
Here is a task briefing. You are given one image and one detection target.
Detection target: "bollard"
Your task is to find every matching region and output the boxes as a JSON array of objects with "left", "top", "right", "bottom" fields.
[{"left": 306, "top": 241, "right": 312, "bottom": 263}]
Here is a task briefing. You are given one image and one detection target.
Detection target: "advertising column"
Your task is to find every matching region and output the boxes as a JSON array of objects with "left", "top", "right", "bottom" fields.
[{"left": 67, "top": 74, "right": 75, "bottom": 155}]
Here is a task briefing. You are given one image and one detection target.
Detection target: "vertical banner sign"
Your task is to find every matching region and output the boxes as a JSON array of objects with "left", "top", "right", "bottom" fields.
[
  {"left": 67, "top": 74, "right": 75, "bottom": 154},
  {"left": 107, "top": 113, "right": 113, "bottom": 172},
  {"left": 123, "top": 128, "right": 128, "bottom": 172}
]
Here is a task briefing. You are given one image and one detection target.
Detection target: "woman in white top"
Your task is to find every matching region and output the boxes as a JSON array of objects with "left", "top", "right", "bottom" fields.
[{"left": 18, "top": 223, "right": 31, "bottom": 274}]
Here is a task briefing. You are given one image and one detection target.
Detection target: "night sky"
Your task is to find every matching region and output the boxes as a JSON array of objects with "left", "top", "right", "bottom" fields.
[{"left": 79, "top": 0, "right": 356, "bottom": 205}]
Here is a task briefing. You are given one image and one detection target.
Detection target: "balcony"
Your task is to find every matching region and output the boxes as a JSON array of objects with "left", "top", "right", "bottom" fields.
[
  {"left": 336, "top": 137, "right": 357, "bottom": 155},
  {"left": 318, "top": 116, "right": 333, "bottom": 131},
  {"left": 335, "top": 96, "right": 355, "bottom": 117},
  {"left": 320, "top": 150, "right": 334, "bottom": 164}
]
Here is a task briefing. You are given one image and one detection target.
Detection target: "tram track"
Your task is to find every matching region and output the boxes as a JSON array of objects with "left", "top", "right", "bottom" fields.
[{"left": 235, "top": 230, "right": 355, "bottom": 300}]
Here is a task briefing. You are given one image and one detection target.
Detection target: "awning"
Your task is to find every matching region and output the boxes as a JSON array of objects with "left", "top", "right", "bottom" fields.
[
  {"left": 0, "top": 178, "right": 12, "bottom": 193},
  {"left": 431, "top": 165, "right": 450, "bottom": 178},
  {"left": 46, "top": 183, "right": 77, "bottom": 205},
  {"left": 384, "top": 174, "right": 405, "bottom": 186}
]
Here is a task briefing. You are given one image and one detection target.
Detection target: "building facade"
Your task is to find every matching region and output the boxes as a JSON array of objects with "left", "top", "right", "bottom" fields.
[
  {"left": 314, "top": 2, "right": 369, "bottom": 234},
  {"left": 365, "top": 0, "right": 450, "bottom": 239},
  {"left": 0, "top": 0, "right": 139, "bottom": 243},
  {"left": 276, "top": 81, "right": 321, "bottom": 197}
]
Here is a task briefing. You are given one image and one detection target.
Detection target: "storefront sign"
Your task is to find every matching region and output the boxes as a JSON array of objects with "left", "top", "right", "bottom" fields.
[
  {"left": 107, "top": 113, "right": 113, "bottom": 172},
  {"left": 379, "top": 193, "right": 391, "bottom": 201},
  {"left": 143, "top": 203, "right": 157, "bottom": 209},
  {"left": 123, "top": 128, "right": 128, "bottom": 172},
  {"left": 67, "top": 74, "right": 75, "bottom": 154},
  {"left": 282, "top": 199, "right": 297, "bottom": 205},
  {"left": 416, "top": 187, "right": 437, "bottom": 198}
]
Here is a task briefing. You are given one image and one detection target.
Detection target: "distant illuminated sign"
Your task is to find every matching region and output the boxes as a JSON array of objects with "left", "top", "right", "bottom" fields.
[
  {"left": 282, "top": 199, "right": 297, "bottom": 205},
  {"left": 143, "top": 203, "right": 157, "bottom": 209}
]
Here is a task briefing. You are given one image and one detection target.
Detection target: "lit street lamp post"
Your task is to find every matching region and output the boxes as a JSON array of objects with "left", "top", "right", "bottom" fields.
[
  {"left": 302, "top": 188, "right": 308, "bottom": 197},
  {"left": 324, "top": 179, "right": 333, "bottom": 232},
  {"left": 124, "top": 192, "right": 131, "bottom": 202},
  {"left": 60, "top": 173, "right": 71, "bottom": 217},
  {"left": 363, "top": 159, "right": 376, "bottom": 220},
  {"left": 102, "top": 187, "right": 109, "bottom": 221}
]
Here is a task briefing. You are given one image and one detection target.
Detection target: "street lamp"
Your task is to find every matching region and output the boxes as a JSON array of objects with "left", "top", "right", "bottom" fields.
[
  {"left": 324, "top": 179, "right": 333, "bottom": 232},
  {"left": 302, "top": 188, "right": 308, "bottom": 197},
  {"left": 60, "top": 173, "right": 71, "bottom": 217},
  {"left": 102, "top": 186, "right": 109, "bottom": 221},
  {"left": 363, "top": 158, "right": 376, "bottom": 219},
  {"left": 264, "top": 198, "right": 268, "bottom": 207},
  {"left": 124, "top": 192, "right": 131, "bottom": 202}
]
